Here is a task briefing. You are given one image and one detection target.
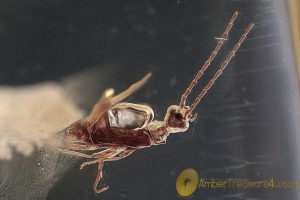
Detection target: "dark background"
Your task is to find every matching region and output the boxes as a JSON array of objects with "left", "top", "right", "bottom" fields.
[{"left": 0, "top": 0, "right": 300, "bottom": 199}]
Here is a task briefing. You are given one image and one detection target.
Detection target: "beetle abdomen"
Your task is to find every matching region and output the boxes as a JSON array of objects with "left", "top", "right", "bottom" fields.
[
  {"left": 67, "top": 112, "right": 153, "bottom": 148},
  {"left": 68, "top": 119, "right": 90, "bottom": 142},
  {"left": 91, "top": 128, "right": 153, "bottom": 148}
]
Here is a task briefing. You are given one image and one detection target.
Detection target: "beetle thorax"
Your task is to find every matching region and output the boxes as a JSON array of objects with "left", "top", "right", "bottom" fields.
[{"left": 147, "top": 120, "right": 169, "bottom": 144}]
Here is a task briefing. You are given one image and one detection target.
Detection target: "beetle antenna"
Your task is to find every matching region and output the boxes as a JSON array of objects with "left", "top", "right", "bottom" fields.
[
  {"left": 180, "top": 11, "right": 239, "bottom": 108},
  {"left": 187, "top": 23, "right": 254, "bottom": 115}
]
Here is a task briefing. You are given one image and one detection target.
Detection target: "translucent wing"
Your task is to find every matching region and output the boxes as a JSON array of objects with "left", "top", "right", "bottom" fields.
[
  {"left": 87, "top": 73, "right": 151, "bottom": 125},
  {"left": 108, "top": 102, "right": 154, "bottom": 130}
]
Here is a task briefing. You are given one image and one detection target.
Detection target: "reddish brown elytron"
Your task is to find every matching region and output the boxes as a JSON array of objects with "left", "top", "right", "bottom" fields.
[{"left": 61, "top": 11, "right": 254, "bottom": 194}]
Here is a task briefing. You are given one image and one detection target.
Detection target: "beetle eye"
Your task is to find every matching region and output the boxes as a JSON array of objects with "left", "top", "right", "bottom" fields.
[{"left": 175, "top": 113, "right": 183, "bottom": 120}]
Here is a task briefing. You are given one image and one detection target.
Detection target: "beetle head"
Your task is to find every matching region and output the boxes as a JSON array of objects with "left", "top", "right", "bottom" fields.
[{"left": 164, "top": 105, "right": 197, "bottom": 133}]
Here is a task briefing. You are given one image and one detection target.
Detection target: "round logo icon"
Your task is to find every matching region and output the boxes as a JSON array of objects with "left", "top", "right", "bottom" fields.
[{"left": 176, "top": 168, "right": 199, "bottom": 197}]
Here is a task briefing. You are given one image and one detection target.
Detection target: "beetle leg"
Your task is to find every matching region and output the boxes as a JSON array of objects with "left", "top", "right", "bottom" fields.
[
  {"left": 80, "top": 148, "right": 135, "bottom": 169},
  {"left": 61, "top": 147, "right": 119, "bottom": 159},
  {"left": 70, "top": 147, "right": 135, "bottom": 193},
  {"left": 80, "top": 148, "right": 121, "bottom": 169},
  {"left": 92, "top": 148, "right": 124, "bottom": 194},
  {"left": 93, "top": 161, "right": 109, "bottom": 193},
  {"left": 91, "top": 148, "right": 123, "bottom": 158},
  {"left": 104, "top": 149, "right": 135, "bottom": 161},
  {"left": 64, "top": 143, "right": 97, "bottom": 151},
  {"left": 60, "top": 149, "right": 93, "bottom": 158},
  {"left": 80, "top": 159, "right": 101, "bottom": 169},
  {"left": 88, "top": 148, "right": 135, "bottom": 193}
]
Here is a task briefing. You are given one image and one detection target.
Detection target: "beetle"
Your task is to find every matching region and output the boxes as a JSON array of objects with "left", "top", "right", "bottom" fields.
[{"left": 60, "top": 11, "right": 254, "bottom": 193}]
